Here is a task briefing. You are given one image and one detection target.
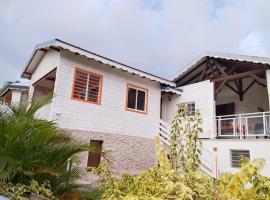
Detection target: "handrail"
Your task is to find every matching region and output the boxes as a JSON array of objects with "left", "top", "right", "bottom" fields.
[
  {"left": 216, "top": 111, "right": 270, "bottom": 118},
  {"left": 216, "top": 111, "right": 270, "bottom": 137}
]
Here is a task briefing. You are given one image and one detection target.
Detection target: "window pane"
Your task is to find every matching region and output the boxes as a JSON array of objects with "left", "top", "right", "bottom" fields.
[
  {"left": 73, "top": 71, "right": 88, "bottom": 100},
  {"left": 87, "top": 74, "right": 100, "bottom": 103},
  {"left": 137, "top": 90, "right": 146, "bottom": 111},
  {"left": 127, "top": 88, "right": 136, "bottom": 109}
]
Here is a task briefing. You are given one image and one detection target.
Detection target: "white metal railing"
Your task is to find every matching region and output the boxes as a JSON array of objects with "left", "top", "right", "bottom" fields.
[
  {"left": 158, "top": 119, "right": 218, "bottom": 178},
  {"left": 216, "top": 111, "right": 270, "bottom": 138},
  {"left": 158, "top": 119, "right": 170, "bottom": 145}
]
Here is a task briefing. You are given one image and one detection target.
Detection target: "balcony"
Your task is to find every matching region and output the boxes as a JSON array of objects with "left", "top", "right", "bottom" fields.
[{"left": 216, "top": 112, "right": 270, "bottom": 138}]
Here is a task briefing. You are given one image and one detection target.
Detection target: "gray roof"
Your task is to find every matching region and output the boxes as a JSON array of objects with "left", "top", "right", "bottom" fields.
[
  {"left": 22, "top": 39, "right": 175, "bottom": 87},
  {"left": 173, "top": 51, "right": 270, "bottom": 82},
  {"left": 0, "top": 81, "right": 30, "bottom": 97}
]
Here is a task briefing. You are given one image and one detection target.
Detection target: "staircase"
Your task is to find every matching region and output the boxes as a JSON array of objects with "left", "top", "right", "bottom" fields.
[{"left": 158, "top": 119, "right": 218, "bottom": 178}]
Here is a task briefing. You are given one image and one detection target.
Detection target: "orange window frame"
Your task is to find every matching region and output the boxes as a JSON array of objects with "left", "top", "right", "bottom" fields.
[
  {"left": 71, "top": 67, "right": 103, "bottom": 105},
  {"left": 125, "top": 83, "right": 148, "bottom": 114}
]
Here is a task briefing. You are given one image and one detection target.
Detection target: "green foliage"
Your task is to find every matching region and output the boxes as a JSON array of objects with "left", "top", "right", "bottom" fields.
[
  {"left": 79, "top": 189, "right": 102, "bottom": 200},
  {"left": 94, "top": 138, "right": 216, "bottom": 200},
  {"left": 0, "top": 180, "right": 55, "bottom": 200},
  {"left": 219, "top": 158, "right": 270, "bottom": 200},
  {"left": 169, "top": 104, "right": 202, "bottom": 173},
  {"left": 94, "top": 105, "right": 216, "bottom": 200},
  {"left": 0, "top": 93, "right": 89, "bottom": 196}
]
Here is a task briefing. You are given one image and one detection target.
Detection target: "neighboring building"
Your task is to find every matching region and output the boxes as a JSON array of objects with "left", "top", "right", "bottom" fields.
[
  {"left": 20, "top": 39, "right": 270, "bottom": 182},
  {"left": 0, "top": 82, "right": 29, "bottom": 105}
]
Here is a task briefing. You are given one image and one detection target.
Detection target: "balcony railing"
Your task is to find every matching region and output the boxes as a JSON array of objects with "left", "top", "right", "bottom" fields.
[{"left": 216, "top": 112, "right": 270, "bottom": 138}]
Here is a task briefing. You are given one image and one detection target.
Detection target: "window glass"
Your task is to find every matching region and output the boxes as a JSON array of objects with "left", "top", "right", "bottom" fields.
[
  {"left": 137, "top": 90, "right": 146, "bottom": 111},
  {"left": 127, "top": 87, "right": 136, "bottom": 109}
]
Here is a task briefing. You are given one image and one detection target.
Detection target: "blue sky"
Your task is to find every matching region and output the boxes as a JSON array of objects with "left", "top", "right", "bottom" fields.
[{"left": 0, "top": 0, "right": 270, "bottom": 86}]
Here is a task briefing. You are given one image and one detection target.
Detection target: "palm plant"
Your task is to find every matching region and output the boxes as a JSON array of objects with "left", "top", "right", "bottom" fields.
[{"left": 0, "top": 93, "right": 90, "bottom": 196}]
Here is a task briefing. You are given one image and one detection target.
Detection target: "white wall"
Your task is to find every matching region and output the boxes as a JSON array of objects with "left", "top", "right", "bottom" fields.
[
  {"left": 162, "top": 80, "right": 215, "bottom": 138},
  {"left": 51, "top": 50, "right": 161, "bottom": 139},
  {"left": 28, "top": 50, "right": 60, "bottom": 101},
  {"left": 202, "top": 139, "right": 270, "bottom": 176},
  {"left": 11, "top": 90, "right": 22, "bottom": 104},
  {"left": 216, "top": 78, "right": 269, "bottom": 114}
]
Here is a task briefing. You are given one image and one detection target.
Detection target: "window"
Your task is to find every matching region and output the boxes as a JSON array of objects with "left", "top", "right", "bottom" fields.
[
  {"left": 126, "top": 83, "right": 148, "bottom": 114},
  {"left": 179, "top": 102, "right": 196, "bottom": 116},
  {"left": 231, "top": 150, "right": 250, "bottom": 168},
  {"left": 87, "top": 140, "right": 103, "bottom": 168},
  {"left": 72, "top": 68, "right": 103, "bottom": 104}
]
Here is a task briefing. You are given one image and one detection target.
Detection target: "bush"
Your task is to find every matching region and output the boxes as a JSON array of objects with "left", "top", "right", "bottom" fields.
[
  {"left": 0, "top": 94, "right": 90, "bottom": 196},
  {"left": 0, "top": 180, "right": 55, "bottom": 200}
]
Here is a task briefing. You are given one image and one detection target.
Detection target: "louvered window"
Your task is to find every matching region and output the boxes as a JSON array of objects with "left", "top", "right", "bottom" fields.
[
  {"left": 72, "top": 68, "right": 103, "bottom": 104},
  {"left": 231, "top": 150, "right": 250, "bottom": 168}
]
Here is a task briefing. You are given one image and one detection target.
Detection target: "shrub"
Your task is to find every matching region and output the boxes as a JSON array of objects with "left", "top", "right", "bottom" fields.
[
  {"left": 0, "top": 180, "right": 55, "bottom": 200},
  {"left": 219, "top": 158, "right": 270, "bottom": 200},
  {"left": 0, "top": 94, "right": 90, "bottom": 196},
  {"left": 94, "top": 105, "right": 216, "bottom": 200}
]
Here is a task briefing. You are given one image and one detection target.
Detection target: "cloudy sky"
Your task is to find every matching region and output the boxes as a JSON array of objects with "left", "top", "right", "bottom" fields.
[{"left": 1, "top": 0, "right": 270, "bottom": 86}]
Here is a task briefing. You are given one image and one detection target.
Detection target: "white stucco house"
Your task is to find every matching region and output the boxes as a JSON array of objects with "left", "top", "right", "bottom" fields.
[
  {"left": 0, "top": 82, "right": 29, "bottom": 105},
  {"left": 19, "top": 39, "right": 270, "bottom": 181}
]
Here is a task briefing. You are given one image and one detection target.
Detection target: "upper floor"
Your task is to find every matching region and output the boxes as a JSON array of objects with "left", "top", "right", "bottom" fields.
[{"left": 20, "top": 39, "right": 270, "bottom": 140}]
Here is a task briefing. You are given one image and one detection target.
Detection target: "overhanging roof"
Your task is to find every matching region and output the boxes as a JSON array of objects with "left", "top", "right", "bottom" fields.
[
  {"left": 0, "top": 82, "right": 30, "bottom": 97},
  {"left": 173, "top": 51, "right": 270, "bottom": 82},
  {"left": 22, "top": 39, "right": 175, "bottom": 87}
]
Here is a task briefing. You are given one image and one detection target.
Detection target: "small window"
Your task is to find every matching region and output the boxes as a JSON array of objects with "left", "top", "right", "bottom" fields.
[
  {"left": 231, "top": 150, "right": 250, "bottom": 168},
  {"left": 126, "top": 83, "right": 148, "bottom": 114},
  {"left": 179, "top": 102, "right": 196, "bottom": 116},
  {"left": 72, "top": 68, "right": 103, "bottom": 104},
  {"left": 87, "top": 140, "right": 103, "bottom": 168}
]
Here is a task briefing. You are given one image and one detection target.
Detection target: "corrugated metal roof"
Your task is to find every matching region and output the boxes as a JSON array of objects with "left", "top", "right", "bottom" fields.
[
  {"left": 22, "top": 39, "right": 175, "bottom": 87},
  {"left": 0, "top": 81, "right": 30, "bottom": 97},
  {"left": 161, "top": 85, "right": 182, "bottom": 95},
  {"left": 173, "top": 51, "right": 270, "bottom": 82}
]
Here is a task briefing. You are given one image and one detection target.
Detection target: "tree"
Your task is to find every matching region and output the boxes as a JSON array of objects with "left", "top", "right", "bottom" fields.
[{"left": 0, "top": 93, "right": 90, "bottom": 196}]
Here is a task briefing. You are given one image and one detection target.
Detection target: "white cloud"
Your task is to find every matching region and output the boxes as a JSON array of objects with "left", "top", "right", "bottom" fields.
[{"left": 0, "top": 0, "right": 270, "bottom": 86}]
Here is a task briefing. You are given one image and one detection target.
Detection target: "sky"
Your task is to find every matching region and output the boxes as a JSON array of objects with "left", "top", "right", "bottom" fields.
[{"left": 1, "top": 0, "right": 270, "bottom": 86}]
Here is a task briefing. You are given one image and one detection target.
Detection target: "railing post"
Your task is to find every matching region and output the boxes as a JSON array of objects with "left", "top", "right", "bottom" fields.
[
  {"left": 218, "top": 117, "right": 221, "bottom": 137},
  {"left": 263, "top": 112, "right": 266, "bottom": 136}
]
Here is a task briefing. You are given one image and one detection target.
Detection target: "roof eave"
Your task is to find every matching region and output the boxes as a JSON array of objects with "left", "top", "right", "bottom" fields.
[{"left": 21, "top": 39, "right": 175, "bottom": 86}]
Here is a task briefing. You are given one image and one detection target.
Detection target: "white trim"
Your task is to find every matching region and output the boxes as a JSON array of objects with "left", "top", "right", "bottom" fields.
[{"left": 22, "top": 40, "right": 175, "bottom": 87}]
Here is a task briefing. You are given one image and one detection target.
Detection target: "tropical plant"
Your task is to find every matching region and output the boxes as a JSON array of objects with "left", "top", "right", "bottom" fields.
[
  {"left": 169, "top": 105, "right": 203, "bottom": 173},
  {"left": 94, "top": 105, "right": 216, "bottom": 200},
  {"left": 0, "top": 93, "right": 89, "bottom": 196},
  {"left": 0, "top": 180, "right": 55, "bottom": 200},
  {"left": 219, "top": 158, "right": 270, "bottom": 200}
]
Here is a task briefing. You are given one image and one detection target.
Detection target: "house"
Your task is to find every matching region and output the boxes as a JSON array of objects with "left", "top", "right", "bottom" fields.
[
  {"left": 0, "top": 81, "right": 29, "bottom": 105},
  {"left": 161, "top": 52, "right": 270, "bottom": 177},
  {"left": 20, "top": 39, "right": 270, "bottom": 182}
]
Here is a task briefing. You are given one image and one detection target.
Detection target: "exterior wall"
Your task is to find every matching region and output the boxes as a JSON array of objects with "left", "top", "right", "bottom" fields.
[
  {"left": 162, "top": 80, "right": 215, "bottom": 138},
  {"left": 202, "top": 139, "right": 270, "bottom": 176},
  {"left": 216, "top": 77, "right": 269, "bottom": 114},
  {"left": 28, "top": 50, "right": 60, "bottom": 102},
  {"left": 69, "top": 129, "right": 156, "bottom": 185},
  {"left": 52, "top": 50, "right": 161, "bottom": 139},
  {"left": 11, "top": 90, "right": 22, "bottom": 104}
]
